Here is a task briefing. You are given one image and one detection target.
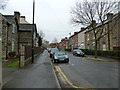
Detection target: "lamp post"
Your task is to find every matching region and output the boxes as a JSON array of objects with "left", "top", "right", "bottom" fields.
[
  {"left": 0, "top": 19, "right": 2, "bottom": 89},
  {"left": 32, "top": 0, "right": 35, "bottom": 63}
]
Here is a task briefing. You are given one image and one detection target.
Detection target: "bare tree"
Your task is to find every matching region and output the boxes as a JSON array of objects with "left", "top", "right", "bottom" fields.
[
  {"left": 52, "top": 37, "right": 58, "bottom": 44},
  {"left": 38, "top": 30, "right": 45, "bottom": 39},
  {"left": 71, "top": 0, "right": 118, "bottom": 58},
  {"left": 0, "top": 0, "right": 9, "bottom": 9}
]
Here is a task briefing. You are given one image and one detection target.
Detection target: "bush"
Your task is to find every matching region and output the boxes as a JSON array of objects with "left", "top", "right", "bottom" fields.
[
  {"left": 80, "top": 49, "right": 120, "bottom": 57},
  {"left": 8, "top": 51, "right": 16, "bottom": 57},
  {"left": 64, "top": 48, "right": 71, "bottom": 52}
]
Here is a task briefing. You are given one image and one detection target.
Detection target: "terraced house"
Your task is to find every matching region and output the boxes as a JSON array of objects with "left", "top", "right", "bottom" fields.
[
  {"left": 85, "top": 12, "right": 120, "bottom": 51},
  {"left": 0, "top": 12, "right": 19, "bottom": 59},
  {"left": 1, "top": 11, "right": 38, "bottom": 60}
]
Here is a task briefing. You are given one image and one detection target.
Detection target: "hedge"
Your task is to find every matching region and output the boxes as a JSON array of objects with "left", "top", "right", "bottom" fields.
[
  {"left": 80, "top": 49, "right": 120, "bottom": 57},
  {"left": 64, "top": 48, "right": 71, "bottom": 52}
]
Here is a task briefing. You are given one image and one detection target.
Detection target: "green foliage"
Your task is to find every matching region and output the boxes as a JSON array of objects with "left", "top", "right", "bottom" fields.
[
  {"left": 64, "top": 48, "right": 71, "bottom": 52},
  {"left": 80, "top": 49, "right": 120, "bottom": 57},
  {"left": 8, "top": 51, "right": 16, "bottom": 57},
  {"left": 6, "top": 60, "right": 19, "bottom": 68}
]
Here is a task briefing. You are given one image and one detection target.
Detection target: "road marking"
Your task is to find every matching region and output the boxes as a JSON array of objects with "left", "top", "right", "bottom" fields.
[
  {"left": 50, "top": 62, "right": 61, "bottom": 89},
  {"left": 54, "top": 66, "right": 96, "bottom": 90},
  {"left": 71, "top": 64, "right": 75, "bottom": 66}
]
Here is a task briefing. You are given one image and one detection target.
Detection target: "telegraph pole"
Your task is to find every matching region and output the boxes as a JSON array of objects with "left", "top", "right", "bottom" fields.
[{"left": 32, "top": 0, "right": 35, "bottom": 63}]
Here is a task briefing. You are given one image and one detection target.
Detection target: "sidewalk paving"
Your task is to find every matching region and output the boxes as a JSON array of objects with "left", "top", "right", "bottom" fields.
[
  {"left": 85, "top": 55, "right": 119, "bottom": 62},
  {"left": 2, "top": 51, "right": 60, "bottom": 88}
]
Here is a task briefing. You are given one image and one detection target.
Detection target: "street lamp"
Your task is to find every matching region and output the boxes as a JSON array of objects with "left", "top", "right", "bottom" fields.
[{"left": 32, "top": 0, "right": 35, "bottom": 63}]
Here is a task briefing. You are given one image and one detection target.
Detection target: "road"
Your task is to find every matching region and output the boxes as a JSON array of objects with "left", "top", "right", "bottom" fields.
[
  {"left": 2, "top": 50, "right": 119, "bottom": 89},
  {"left": 52, "top": 51, "right": 119, "bottom": 88}
]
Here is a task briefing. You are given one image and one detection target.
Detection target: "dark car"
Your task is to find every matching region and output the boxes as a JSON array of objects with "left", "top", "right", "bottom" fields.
[
  {"left": 52, "top": 51, "right": 69, "bottom": 63},
  {"left": 50, "top": 48, "right": 59, "bottom": 58},
  {"left": 73, "top": 49, "right": 85, "bottom": 57}
]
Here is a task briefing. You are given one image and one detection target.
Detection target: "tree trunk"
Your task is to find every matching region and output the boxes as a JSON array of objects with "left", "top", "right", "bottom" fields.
[
  {"left": 108, "top": 23, "right": 110, "bottom": 50},
  {"left": 94, "top": 40, "right": 98, "bottom": 58}
]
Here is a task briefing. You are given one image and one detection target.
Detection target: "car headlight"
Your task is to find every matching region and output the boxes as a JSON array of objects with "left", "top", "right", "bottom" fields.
[
  {"left": 54, "top": 56, "right": 58, "bottom": 59},
  {"left": 65, "top": 55, "right": 68, "bottom": 58}
]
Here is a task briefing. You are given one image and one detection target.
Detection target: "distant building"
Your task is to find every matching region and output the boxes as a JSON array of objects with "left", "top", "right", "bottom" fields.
[
  {"left": 69, "top": 32, "right": 79, "bottom": 49},
  {"left": 59, "top": 37, "right": 69, "bottom": 50}
]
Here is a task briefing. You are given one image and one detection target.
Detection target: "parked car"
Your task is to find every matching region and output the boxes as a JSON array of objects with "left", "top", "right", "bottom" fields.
[
  {"left": 73, "top": 49, "right": 85, "bottom": 57},
  {"left": 50, "top": 48, "right": 59, "bottom": 58},
  {"left": 47, "top": 48, "right": 51, "bottom": 53},
  {"left": 52, "top": 51, "right": 69, "bottom": 63}
]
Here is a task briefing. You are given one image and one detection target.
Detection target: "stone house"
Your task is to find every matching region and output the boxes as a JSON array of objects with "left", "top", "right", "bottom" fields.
[
  {"left": 1, "top": 12, "right": 19, "bottom": 59},
  {"left": 85, "top": 12, "right": 120, "bottom": 51},
  {"left": 19, "top": 16, "right": 37, "bottom": 47},
  {"left": 59, "top": 37, "right": 69, "bottom": 50},
  {"left": 1, "top": 11, "right": 38, "bottom": 59}
]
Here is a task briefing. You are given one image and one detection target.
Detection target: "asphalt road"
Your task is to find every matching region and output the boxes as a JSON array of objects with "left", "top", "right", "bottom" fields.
[
  {"left": 2, "top": 51, "right": 59, "bottom": 88},
  {"left": 53, "top": 51, "right": 119, "bottom": 88},
  {"left": 2, "top": 50, "right": 119, "bottom": 89}
]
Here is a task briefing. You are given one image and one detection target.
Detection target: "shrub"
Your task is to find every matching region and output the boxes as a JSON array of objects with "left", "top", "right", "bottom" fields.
[
  {"left": 64, "top": 48, "right": 71, "bottom": 52},
  {"left": 80, "top": 49, "right": 120, "bottom": 57},
  {"left": 8, "top": 51, "right": 16, "bottom": 57}
]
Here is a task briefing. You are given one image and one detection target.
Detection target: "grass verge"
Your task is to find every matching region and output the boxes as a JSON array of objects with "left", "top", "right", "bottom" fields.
[{"left": 6, "top": 60, "right": 19, "bottom": 68}]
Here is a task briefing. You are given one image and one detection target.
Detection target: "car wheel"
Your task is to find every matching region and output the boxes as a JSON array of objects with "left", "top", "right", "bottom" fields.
[{"left": 53, "top": 59, "right": 56, "bottom": 63}]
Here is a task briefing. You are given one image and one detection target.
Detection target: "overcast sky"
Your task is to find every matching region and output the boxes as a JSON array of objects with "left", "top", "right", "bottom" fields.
[{"left": 0, "top": 0, "right": 82, "bottom": 43}]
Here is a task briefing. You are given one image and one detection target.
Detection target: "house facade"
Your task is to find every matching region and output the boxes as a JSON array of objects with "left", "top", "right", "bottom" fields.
[
  {"left": 77, "top": 28, "right": 87, "bottom": 49},
  {"left": 19, "top": 16, "right": 37, "bottom": 47},
  {"left": 85, "top": 12, "right": 120, "bottom": 51},
  {"left": 1, "top": 11, "right": 38, "bottom": 59},
  {"left": 59, "top": 37, "right": 69, "bottom": 50},
  {"left": 69, "top": 32, "right": 79, "bottom": 49},
  {"left": 1, "top": 12, "right": 19, "bottom": 59}
]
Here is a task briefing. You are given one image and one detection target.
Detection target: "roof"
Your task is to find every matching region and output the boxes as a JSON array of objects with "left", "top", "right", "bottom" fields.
[
  {"left": 85, "top": 12, "right": 120, "bottom": 33},
  {"left": 19, "top": 24, "right": 37, "bottom": 33},
  {"left": 3, "top": 15, "right": 19, "bottom": 27},
  {"left": 3, "top": 15, "right": 15, "bottom": 24},
  {"left": 0, "top": 14, "right": 11, "bottom": 24}
]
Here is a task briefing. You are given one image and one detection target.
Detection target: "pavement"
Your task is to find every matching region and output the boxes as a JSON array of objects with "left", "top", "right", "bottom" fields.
[
  {"left": 85, "top": 55, "right": 119, "bottom": 62},
  {"left": 2, "top": 51, "right": 60, "bottom": 88}
]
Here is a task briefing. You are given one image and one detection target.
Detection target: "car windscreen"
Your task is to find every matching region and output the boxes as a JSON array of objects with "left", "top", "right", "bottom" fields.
[
  {"left": 55, "top": 52, "right": 66, "bottom": 56},
  {"left": 74, "top": 50, "right": 82, "bottom": 52},
  {"left": 51, "top": 48, "right": 59, "bottom": 52}
]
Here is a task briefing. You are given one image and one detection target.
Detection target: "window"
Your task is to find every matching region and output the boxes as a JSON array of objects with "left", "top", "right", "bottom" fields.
[
  {"left": 92, "top": 42, "right": 95, "bottom": 46},
  {"left": 102, "top": 28, "right": 106, "bottom": 36},
  {"left": 103, "top": 44, "right": 106, "bottom": 51},
  {"left": 12, "top": 24, "right": 15, "bottom": 34},
  {"left": 12, "top": 40, "right": 14, "bottom": 51},
  {"left": 87, "top": 34, "right": 89, "bottom": 41}
]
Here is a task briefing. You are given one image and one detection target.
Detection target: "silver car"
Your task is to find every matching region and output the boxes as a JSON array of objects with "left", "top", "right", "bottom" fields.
[{"left": 52, "top": 51, "right": 69, "bottom": 63}]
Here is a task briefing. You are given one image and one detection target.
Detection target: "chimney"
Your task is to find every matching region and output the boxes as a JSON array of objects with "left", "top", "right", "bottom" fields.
[
  {"left": 107, "top": 13, "right": 113, "bottom": 20},
  {"left": 21, "top": 16, "right": 25, "bottom": 19},
  {"left": 74, "top": 32, "right": 78, "bottom": 35},
  {"left": 91, "top": 20, "right": 96, "bottom": 28},
  {"left": 14, "top": 11, "right": 20, "bottom": 24},
  {"left": 81, "top": 27, "right": 85, "bottom": 31}
]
